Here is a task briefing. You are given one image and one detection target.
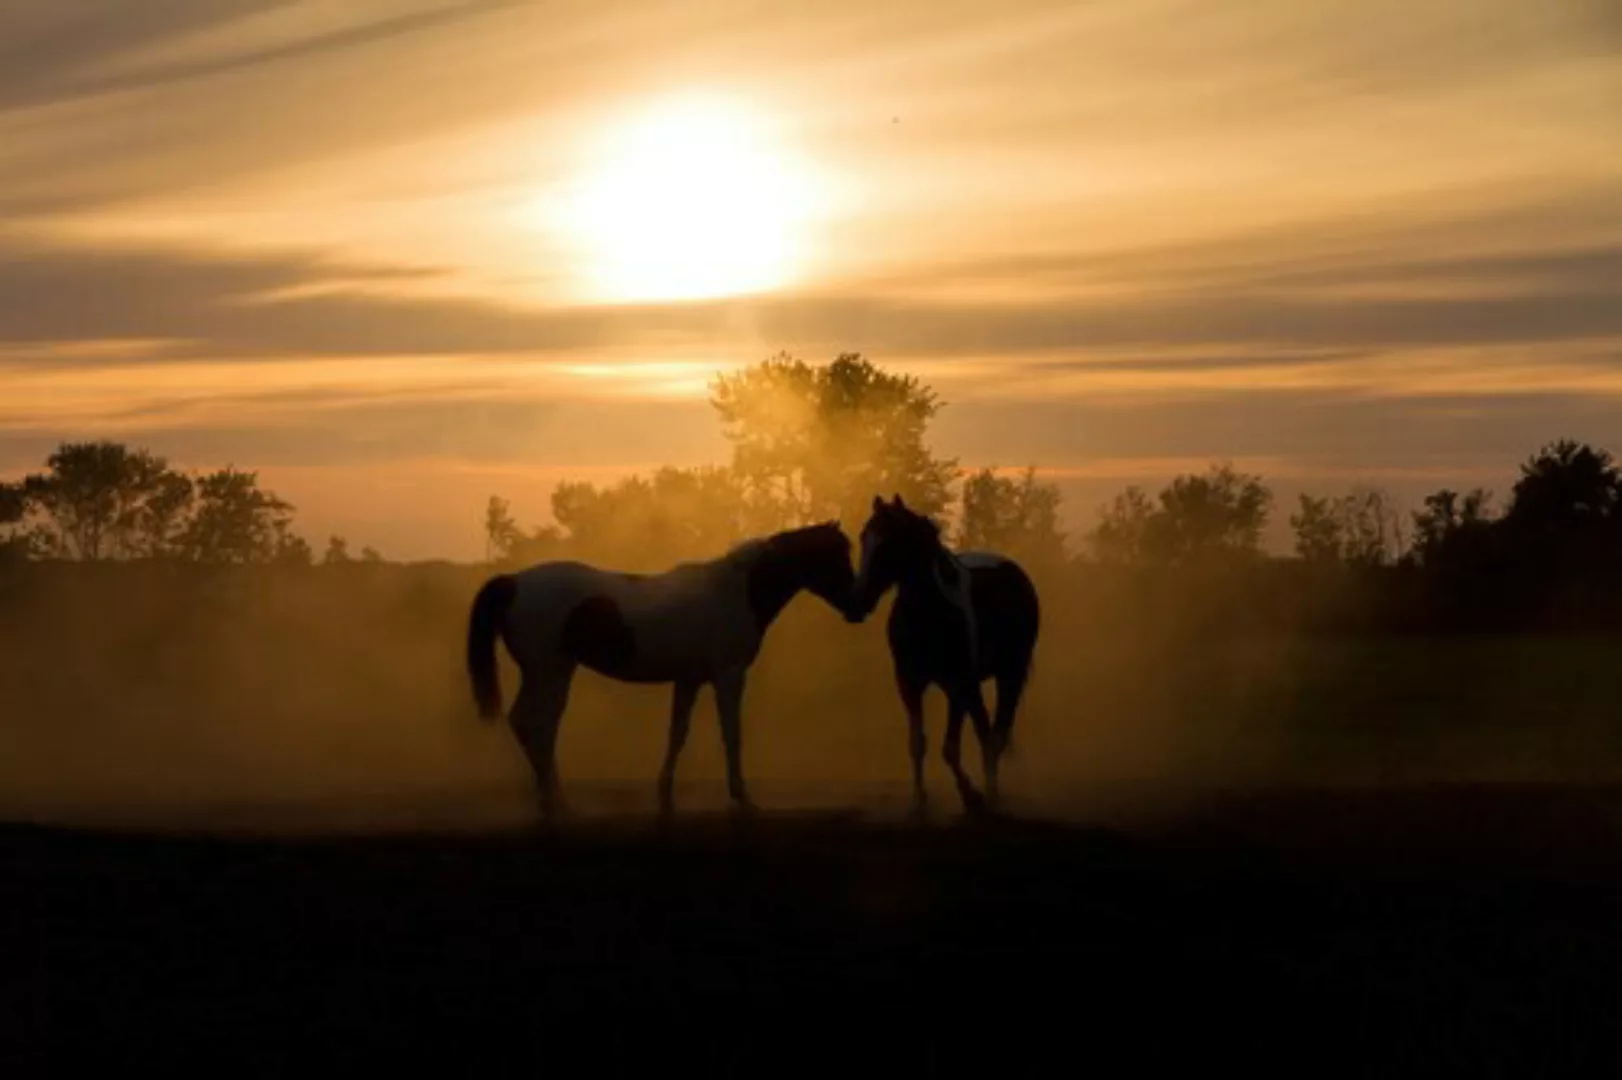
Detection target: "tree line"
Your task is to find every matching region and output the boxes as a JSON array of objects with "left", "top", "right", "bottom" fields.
[
  {"left": 0, "top": 443, "right": 380, "bottom": 567},
  {"left": 5, "top": 353, "right": 1620, "bottom": 601}
]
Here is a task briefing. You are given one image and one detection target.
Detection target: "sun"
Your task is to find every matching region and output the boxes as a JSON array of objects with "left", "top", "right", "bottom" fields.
[{"left": 550, "top": 95, "right": 820, "bottom": 303}]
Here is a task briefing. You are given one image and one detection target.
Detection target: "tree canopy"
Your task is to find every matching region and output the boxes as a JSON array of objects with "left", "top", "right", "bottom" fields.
[{"left": 709, "top": 352, "right": 958, "bottom": 529}]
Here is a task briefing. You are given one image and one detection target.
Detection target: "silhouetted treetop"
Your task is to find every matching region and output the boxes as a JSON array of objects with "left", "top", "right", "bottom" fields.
[
  {"left": 550, "top": 465, "right": 746, "bottom": 570},
  {"left": 177, "top": 467, "right": 298, "bottom": 565},
  {"left": 1408, "top": 488, "right": 1496, "bottom": 571},
  {"left": 1090, "top": 464, "right": 1272, "bottom": 567},
  {"left": 1501, "top": 440, "right": 1621, "bottom": 571},
  {"left": 22, "top": 441, "right": 190, "bottom": 560},
  {"left": 709, "top": 352, "right": 957, "bottom": 529},
  {"left": 958, "top": 466, "right": 1066, "bottom": 567},
  {"left": 1290, "top": 488, "right": 1403, "bottom": 567}
]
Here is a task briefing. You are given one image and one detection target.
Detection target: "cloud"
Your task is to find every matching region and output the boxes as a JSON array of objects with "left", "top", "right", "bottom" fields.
[
  {"left": 3, "top": 202, "right": 1621, "bottom": 369},
  {"left": 0, "top": 3, "right": 512, "bottom": 112}
]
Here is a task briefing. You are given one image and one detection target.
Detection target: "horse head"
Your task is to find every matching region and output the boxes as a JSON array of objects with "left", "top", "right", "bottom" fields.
[{"left": 845, "top": 493, "right": 944, "bottom": 622}]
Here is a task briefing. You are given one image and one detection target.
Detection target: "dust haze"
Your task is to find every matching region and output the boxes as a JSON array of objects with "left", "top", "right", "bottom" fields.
[
  {"left": 6, "top": 540, "right": 1617, "bottom": 838},
  {"left": 0, "top": 554, "right": 1257, "bottom": 832}
]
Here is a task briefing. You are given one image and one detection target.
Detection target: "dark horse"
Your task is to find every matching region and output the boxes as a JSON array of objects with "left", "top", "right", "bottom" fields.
[{"left": 844, "top": 495, "right": 1040, "bottom": 814}]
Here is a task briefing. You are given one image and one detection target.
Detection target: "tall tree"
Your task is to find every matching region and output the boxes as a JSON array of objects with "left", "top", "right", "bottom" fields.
[
  {"left": 22, "top": 441, "right": 190, "bottom": 559},
  {"left": 273, "top": 526, "right": 314, "bottom": 568},
  {"left": 1145, "top": 464, "right": 1273, "bottom": 566},
  {"left": 1087, "top": 486, "right": 1157, "bottom": 565},
  {"left": 709, "top": 352, "right": 958, "bottom": 528},
  {"left": 957, "top": 466, "right": 1066, "bottom": 565},
  {"left": 550, "top": 466, "right": 746, "bottom": 568},
  {"left": 1290, "top": 487, "right": 1403, "bottom": 566},
  {"left": 484, "top": 495, "right": 523, "bottom": 563},
  {"left": 322, "top": 535, "right": 352, "bottom": 565},
  {"left": 1408, "top": 488, "right": 1495, "bottom": 569},
  {"left": 137, "top": 470, "right": 196, "bottom": 558},
  {"left": 1088, "top": 465, "right": 1273, "bottom": 566},
  {"left": 179, "top": 467, "right": 297, "bottom": 564},
  {"left": 0, "top": 480, "right": 30, "bottom": 560},
  {"left": 1501, "top": 439, "right": 1621, "bottom": 571},
  {"left": 1290, "top": 494, "right": 1342, "bottom": 563}
]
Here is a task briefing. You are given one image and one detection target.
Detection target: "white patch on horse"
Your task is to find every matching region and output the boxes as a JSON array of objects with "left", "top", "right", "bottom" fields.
[{"left": 504, "top": 548, "right": 763, "bottom": 683}]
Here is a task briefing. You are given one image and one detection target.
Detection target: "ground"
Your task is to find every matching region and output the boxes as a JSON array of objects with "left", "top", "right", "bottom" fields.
[{"left": 7, "top": 783, "right": 1622, "bottom": 1075}]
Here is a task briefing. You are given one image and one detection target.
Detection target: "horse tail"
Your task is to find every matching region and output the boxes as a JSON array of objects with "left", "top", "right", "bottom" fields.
[
  {"left": 995, "top": 653, "right": 1032, "bottom": 758},
  {"left": 995, "top": 563, "right": 1040, "bottom": 759},
  {"left": 467, "top": 574, "right": 517, "bottom": 721}
]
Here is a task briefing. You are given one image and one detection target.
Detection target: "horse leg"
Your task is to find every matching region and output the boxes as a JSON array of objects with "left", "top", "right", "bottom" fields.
[
  {"left": 713, "top": 668, "right": 754, "bottom": 812},
  {"left": 964, "top": 682, "right": 999, "bottom": 809},
  {"left": 953, "top": 680, "right": 998, "bottom": 810},
  {"left": 991, "top": 663, "right": 1028, "bottom": 794},
  {"left": 897, "top": 670, "right": 928, "bottom": 814},
  {"left": 658, "top": 680, "right": 700, "bottom": 816},
  {"left": 942, "top": 694, "right": 986, "bottom": 816},
  {"left": 510, "top": 665, "right": 574, "bottom": 820}
]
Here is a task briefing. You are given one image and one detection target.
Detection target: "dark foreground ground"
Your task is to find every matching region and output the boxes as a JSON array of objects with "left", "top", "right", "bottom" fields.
[{"left": 7, "top": 784, "right": 1622, "bottom": 1076}]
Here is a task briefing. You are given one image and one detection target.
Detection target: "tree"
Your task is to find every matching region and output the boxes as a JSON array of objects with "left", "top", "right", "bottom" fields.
[
  {"left": 958, "top": 466, "right": 1065, "bottom": 565},
  {"left": 323, "top": 535, "right": 352, "bottom": 565},
  {"left": 359, "top": 545, "right": 383, "bottom": 564},
  {"left": 1087, "top": 486, "right": 1157, "bottom": 565},
  {"left": 22, "top": 441, "right": 190, "bottom": 559},
  {"left": 550, "top": 466, "right": 747, "bottom": 568},
  {"left": 1290, "top": 488, "right": 1404, "bottom": 566},
  {"left": 273, "top": 526, "right": 314, "bottom": 568},
  {"left": 1501, "top": 439, "right": 1621, "bottom": 571},
  {"left": 1145, "top": 463, "right": 1272, "bottom": 566},
  {"left": 1290, "top": 494, "right": 1342, "bottom": 563},
  {"left": 0, "top": 480, "right": 31, "bottom": 560},
  {"left": 484, "top": 495, "right": 523, "bottom": 563},
  {"left": 178, "top": 467, "right": 296, "bottom": 564},
  {"left": 139, "top": 470, "right": 196, "bottom": 558},
  {"left": 1408, "top": 488, "right": 1495, "bottom": 569},
  {"left": 709, "top": 352, "right": 958, "bottom": 529},
  {"left": 1087, "top": 464, "right": 1272, "bottom": 567}
]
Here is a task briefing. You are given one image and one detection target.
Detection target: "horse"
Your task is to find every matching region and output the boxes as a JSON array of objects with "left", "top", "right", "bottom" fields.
[
  {"left": 844, "top": 494, "right": 1040, "bottom": 815},
  {"left": 465, "top": 521, "right": 855, "bottom": 818}
]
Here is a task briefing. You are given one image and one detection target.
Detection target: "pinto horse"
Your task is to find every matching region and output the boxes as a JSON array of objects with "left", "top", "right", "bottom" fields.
[
  {"left": 466, "top": 522, "right": 855, "bottom": 817},
  {"left": 845, "top": 495, "right": 1040, "bottom": 814}
]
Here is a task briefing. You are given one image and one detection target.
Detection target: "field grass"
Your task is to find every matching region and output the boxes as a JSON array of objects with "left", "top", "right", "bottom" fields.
[{"left": 7, "top": 787, "right": 1622, "bottom": 1074}]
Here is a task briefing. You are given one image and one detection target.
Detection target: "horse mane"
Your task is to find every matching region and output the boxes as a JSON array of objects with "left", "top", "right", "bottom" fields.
[{"left": 724, "top": 521, "right": 845, "bottom": 565}]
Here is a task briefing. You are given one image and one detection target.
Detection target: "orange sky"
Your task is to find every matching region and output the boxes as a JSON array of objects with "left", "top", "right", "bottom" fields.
[{"left": 2, "top": 0, "right": 1619, "bottom": 558}]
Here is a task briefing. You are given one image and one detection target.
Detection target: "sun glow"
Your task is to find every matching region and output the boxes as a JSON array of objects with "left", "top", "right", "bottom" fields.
[{"left": 547, "top": 94, "right": 822, "bottom": 303}]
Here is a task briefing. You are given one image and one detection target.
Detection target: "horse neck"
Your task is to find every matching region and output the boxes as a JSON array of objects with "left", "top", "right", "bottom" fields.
[
  {"left": 745, "top": 542, "right": 810, "bottom": 632},
  {"left": 896, "top": 542, "right": 962, "bottom": 604}
]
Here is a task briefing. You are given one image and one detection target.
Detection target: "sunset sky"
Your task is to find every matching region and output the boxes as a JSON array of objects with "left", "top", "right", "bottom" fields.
[{"left": 2, "top": 0, "right": 1619, "bottom": 559}]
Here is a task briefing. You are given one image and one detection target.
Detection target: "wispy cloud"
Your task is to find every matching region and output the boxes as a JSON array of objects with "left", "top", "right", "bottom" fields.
[{"left": 0, "top": 0, "right": 1618, "bottom": 555}]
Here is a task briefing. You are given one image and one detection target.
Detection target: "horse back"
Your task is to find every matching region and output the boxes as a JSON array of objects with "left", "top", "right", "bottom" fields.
[
  {"left": 966, "top": 555, "right": 1039, "bottom": 645},
  {"left": 887, "top": 552, "right": 1037, "bottom": 684},
  {"left": 508, "top": 557, "right": 755, "bottom": 681}
]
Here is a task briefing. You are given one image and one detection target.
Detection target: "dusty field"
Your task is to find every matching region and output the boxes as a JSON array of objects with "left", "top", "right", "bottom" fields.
[{"left": 7, "top": 783, "right": 1622, "bottom": 1075}]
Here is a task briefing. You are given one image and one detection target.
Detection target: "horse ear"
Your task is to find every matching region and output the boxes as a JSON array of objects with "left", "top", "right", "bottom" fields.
[
  {"left": 893, "top": 493, "right": 907, "bottom": 509},
  {"left": 872, "top": 495, "right": 885, "bottom": 513}
]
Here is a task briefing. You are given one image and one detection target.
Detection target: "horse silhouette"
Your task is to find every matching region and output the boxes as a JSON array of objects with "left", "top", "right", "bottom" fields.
[
  {"left": 466, "top": 522, "right": 855, "bottom": 817},
  {"left": 845, "top": 494, "right": 1040, "bottom": 814}
]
